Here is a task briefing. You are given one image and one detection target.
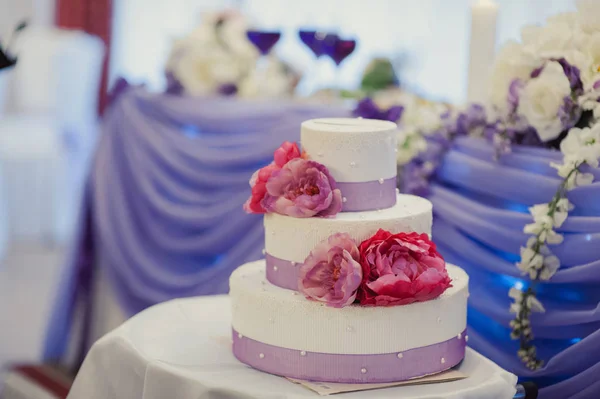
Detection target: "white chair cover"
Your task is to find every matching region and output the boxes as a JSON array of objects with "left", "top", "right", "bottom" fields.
[{"left": 0, "top": 27, "right": 104, "bottom": 245}]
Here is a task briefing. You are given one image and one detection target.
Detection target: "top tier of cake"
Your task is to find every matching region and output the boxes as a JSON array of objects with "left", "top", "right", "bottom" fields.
[{"left": 301, "top": 118, "right": 398, "bottom": 212}]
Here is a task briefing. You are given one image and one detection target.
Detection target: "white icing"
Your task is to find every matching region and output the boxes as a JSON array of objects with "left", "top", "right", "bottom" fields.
[
  {"left": 230, "top": 261, "right": 468, "bottom": 354},
  {"left": 301, "top": 118, "right": 398, "bottom": 182},
  {"left": 264, "top": 194, "right": 432, "bottom": 263}
]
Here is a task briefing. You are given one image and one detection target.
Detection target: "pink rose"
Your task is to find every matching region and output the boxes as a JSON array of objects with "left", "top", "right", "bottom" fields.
[
  {"left": 243, "top": 162, "right": 279, "bottom": 214},
  {"left": 357, "top": 230, "right": 452, "bottom": 306},
  {"left": 244, "top": 142, "right": 303, "bottom": 214},
  {"left": 299, "top": 233, "right": 362, "bottom": 308},
  {"left": 263, "top": 158, "right": 342, "bottom": 218}
]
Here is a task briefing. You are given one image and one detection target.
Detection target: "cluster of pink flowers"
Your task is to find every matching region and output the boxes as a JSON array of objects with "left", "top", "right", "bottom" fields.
[
  {"left": 243, "top": 142, "right": 342, "bottom": 218},
  {"left": 298, "top": 229, "right": 452, "bottom": 308}
]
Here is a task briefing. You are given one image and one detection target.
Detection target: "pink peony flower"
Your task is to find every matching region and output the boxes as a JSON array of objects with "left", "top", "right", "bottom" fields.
[
  {"left": 263, "top": 158, "right": 342, "bottom": 218},
  {"left": 299, "top": 233, "right": 362, "bottom": 308},
  {"left": 244, "top": 142, "right": 303, "bottom": 214},
  {"left": 357, "top": 229, "right": 452, "bottom": 307}
]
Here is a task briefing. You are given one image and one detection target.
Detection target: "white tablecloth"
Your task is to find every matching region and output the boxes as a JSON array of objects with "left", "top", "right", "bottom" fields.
[{"left": 68, "top": 295, "right": 518, "bottom": 399}]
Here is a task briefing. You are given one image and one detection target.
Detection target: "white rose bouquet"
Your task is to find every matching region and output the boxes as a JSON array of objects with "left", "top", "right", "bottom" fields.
[{"left": 165, "top": 10, "right": 297, "bottom": 98}]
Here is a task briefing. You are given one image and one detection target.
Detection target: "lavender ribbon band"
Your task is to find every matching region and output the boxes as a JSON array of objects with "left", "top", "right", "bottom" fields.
[
  {"left": 337, "top": 178, "right": 397, "bottom": 212},
  {"left": 232, "top": 328, "right": 467, "bottom": 383},
  {"left": 266, "top": 253, "right": 301, "bottom": 291}
]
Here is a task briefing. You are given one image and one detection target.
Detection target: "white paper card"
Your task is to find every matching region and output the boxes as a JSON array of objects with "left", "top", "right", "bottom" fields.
[{"left": 288, "top": 368, "right": 468, "bottom": 396}]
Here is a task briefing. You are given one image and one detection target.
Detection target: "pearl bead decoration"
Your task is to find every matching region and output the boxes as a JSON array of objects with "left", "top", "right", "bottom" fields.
[
  {"left": 397, "top": 353, "right": 403, "bottom": 359},
  {"left": 259, "top": 353, "right": 265, "bottom": 359},
  {"left": 378, "top": 178, "right": 384, "bottom": 184},
  {"left": 300, "top": 351, "right": 306, "bottom": 356},
  {"left": 361, "top": 368, "right": 367, "bottom": 374},
  {"left": 441, "top": 357, "right": 446, "bottom": 364}
]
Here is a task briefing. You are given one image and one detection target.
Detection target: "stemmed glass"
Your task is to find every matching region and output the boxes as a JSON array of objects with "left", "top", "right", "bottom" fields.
[
  {"left": 245, "top": 29, "right": 282, "bottom": 93},
  {"left": 296, "top": 29, "right": 328, "bottom": 95},
  {"left": 321, "top": 33, "right": 357, "bottom": 92},
  {"left": 298, "top": 30, "right": 325, "bottom": 58}
]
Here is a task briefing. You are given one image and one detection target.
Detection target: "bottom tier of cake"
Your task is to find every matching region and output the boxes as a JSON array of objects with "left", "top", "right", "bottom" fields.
[{"left": 229, "top": 261, "right": 469, "bottom": 383}]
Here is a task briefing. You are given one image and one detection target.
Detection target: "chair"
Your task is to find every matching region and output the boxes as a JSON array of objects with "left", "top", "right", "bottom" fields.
[
  {"left": 0, "top": 27, "right": 104, "bottom": 246},
  {"left": 0, "top": 26, "right": 103, "bottom": 385}
]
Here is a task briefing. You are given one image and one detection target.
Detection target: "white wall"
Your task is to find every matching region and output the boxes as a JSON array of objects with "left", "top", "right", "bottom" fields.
[
  {"left": 110, "top": 0, "right": 578, "bottom": 104},
  {"left": 0, "top": 0, "right": 54, "bottom": 40}
]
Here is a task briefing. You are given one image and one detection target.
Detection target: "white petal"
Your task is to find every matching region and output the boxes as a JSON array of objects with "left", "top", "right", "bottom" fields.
[
  {"left": 509, "top": 287, "right": 523, "bottom": 300},
  {"left": 553, "top": 210, "right": 568, "bottom": 228},
  {"left": 529, "top": 269, "right": 538, "bottom": 279},
  {"left": 527, "top": 296, "right": 546, "bottom": 312},
  {"left": 524, "top": 223, "right": 541, "bottom": 234},
  {"left": 575, "top": 172, "right": 595, "bottom": 187},
  {"left": 530, "top": 253, "right": 544, "bottom": 269},
  {"left": 539, "top": 255, "right": 560, "bottom": 280},
  {"left": 526, "top": 237, "right": 539, "bottom": 248},
  {"left": 546, "top": 230, "right": 564, "bottom": 245},
  {"left": 510, "top": 303, "right": 522, "bottom": 314},
  {"left": 555, "top": 198, "right": 573, "bottom": 212}
]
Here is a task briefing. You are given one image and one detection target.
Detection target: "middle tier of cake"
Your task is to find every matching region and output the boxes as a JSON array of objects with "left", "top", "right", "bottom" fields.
[{"left": 264, "top": 194, "right": 432, "bottom": 291}]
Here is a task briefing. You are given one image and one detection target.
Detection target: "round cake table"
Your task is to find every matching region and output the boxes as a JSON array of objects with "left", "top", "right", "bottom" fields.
[{"left": 68, "top": 295, "right": 518, "bottom": 399}]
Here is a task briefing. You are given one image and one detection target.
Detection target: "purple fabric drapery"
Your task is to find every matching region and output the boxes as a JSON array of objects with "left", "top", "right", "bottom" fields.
[
  {"left": 42, "top": 84, "right": 348, "bottom": 362},
  {"left": 93, "top": 87, "right": 348, "bottom": 314},
  {"left": 433, "top": 136, "right": 600, "bottom": 399}
]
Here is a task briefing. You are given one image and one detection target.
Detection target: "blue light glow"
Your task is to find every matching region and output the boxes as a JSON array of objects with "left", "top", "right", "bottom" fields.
[
  {"left": 504, "top": 202, "right": 530, "bottom": 214},
  {"left": 570, "top": 338, "right": 582, "bottom": 344},
  {"left": 497, "top": 274, "right": 529, "bottom": 290},
  {"left": 182, "top": 125, "right": 201, "bottom": 138},
  {"left": 585, "top": 234, "right": 592, "bottom": 241}
]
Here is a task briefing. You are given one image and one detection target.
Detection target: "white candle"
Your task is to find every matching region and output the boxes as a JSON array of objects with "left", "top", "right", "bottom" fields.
[{"left": 467, "top": 0, "right": 498, "bottom": 104}]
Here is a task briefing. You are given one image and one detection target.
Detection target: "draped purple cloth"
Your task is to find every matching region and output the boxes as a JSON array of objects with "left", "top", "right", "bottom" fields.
[
  {"left": 432, "top": 136, "right": 600, "bottom": 399},
  {"left": 93, "top": 87, "right": 348, "bottom": 315},
  {"left": 41, "top": 85, "right": 348, "bottom": 362}
]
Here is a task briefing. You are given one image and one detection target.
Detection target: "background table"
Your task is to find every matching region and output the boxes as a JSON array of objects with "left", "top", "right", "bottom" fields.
[{"left": 68, "top": 295, "right": 518, "bottom": 399}]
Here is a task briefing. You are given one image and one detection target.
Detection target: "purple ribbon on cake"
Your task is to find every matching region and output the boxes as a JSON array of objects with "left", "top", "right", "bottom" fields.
[
  {"left": 338, "top": 177, "right": 397, "bottom": 212},
  {"left": 232, "top": 328, "right": 467, "bottom": 383},
  {"left": 266, "top": 253, "right": 301, "bottom": 291}
]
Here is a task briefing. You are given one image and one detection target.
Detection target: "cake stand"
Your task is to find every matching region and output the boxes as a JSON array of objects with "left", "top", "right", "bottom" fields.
[{"left": 67, "top": 296, "right": 519, "bottom": 399}]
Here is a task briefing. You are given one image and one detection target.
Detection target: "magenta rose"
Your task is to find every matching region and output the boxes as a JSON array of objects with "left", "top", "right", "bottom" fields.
[
  {"left": 244, "top": 142, "right": 304, "bottom": 214},
  {"left": 299, "top": 233, "right": 362, "bottom": 308},
  {"left": 263, "top": 158, "right": 342, "bottom": 218},
  {"left": 243, "top": 162, "right": 280, "bottom": 214},
  {"left": 357, "top": 229, "right": 452, "bottom": 307}
]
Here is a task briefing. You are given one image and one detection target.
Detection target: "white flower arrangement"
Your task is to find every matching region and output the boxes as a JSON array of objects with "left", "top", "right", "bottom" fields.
[
  {"left": 352, "top": 0, "right": 600, "bottom": 371},
  {"left": 369, "top": 89, "right": 452, "bottom": 165},
  {"left": 165, "top": 10, "right": 297, "bottom": 98},
  {"left": 509, "top": 123, "right": 600, "bottom": 369}
]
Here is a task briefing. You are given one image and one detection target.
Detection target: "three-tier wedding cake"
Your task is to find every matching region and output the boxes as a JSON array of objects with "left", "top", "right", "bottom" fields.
[{"left": 230, "top": 118, "right": 469, "bottom": 383}]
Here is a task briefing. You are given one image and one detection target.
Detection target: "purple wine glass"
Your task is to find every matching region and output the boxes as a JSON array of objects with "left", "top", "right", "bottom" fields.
[
  {"left": 298, "top": 30, "right": 324, "bottom": 57},
  {"left": 246, "top": 30, "right": 281, "bottom": 55},
  {"left": 323, "top": 34, "right": 357, "bottom": 66}
]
